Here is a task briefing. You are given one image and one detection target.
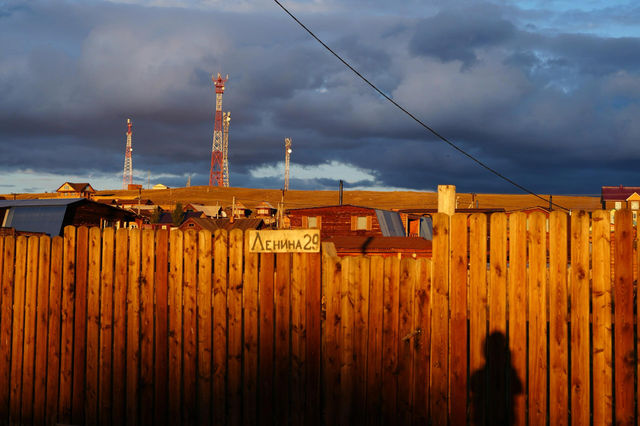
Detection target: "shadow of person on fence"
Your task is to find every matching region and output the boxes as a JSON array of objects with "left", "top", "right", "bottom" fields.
[{"left": 470, "top": 331, "right": 522, "bottom": 426}]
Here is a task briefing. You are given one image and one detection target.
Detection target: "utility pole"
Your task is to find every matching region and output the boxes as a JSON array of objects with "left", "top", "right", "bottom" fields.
[{"left": 284, "top": 138, "right": 292, "bottom": 191}]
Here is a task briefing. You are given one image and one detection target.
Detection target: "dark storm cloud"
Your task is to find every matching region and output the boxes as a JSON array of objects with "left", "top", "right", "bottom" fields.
[{"left": 2, "top": 0, "right": 640, "bottom": 194}]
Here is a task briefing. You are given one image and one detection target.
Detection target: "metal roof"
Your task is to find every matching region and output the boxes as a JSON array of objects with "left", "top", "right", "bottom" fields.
[
  {"left": 0, "top": 198, "right": 85, "bottom": 208},
  {"left": 375, "top": 209, "right": 406, "bottom": 237},
  {"left": 3, "top": 205, "right": 69, "bottom": 236}
]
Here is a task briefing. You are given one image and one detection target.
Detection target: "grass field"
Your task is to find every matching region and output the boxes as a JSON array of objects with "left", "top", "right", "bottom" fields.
[{"left": 3, "top": 185, "right": 602, "bottom": 211}]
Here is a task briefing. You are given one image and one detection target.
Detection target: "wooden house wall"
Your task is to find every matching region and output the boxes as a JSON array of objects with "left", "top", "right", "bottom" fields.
[{"left": 288, "top": 205, "right": 383, "bottom": 239}]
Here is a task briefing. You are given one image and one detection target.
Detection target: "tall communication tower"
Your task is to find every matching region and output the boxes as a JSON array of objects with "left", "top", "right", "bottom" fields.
[
  {"left": 209, "top": 73, "right": 228, "bottom": 187},
  {"left": 284, "top": 138, "right": 292, "bottom": 191},
  {"left": 222, "top": 112, "right": 231, "bottom": 187},
  {"left": 122, "top": 118, "right": 133, "bottom": 189}
]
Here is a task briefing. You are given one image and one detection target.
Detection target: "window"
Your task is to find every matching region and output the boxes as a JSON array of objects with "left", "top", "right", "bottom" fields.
[
  {"left": 615, "top": 201, "right": 622, "bottom": 210},
  {"left": 351, "top": 215, "right": 372, "bottom": 231},
  {"left": 302, "top": 216, "right": 321, "bottom": 229},
  {"left": 631, "top": 201, "right": 639, "bottom": 210}
]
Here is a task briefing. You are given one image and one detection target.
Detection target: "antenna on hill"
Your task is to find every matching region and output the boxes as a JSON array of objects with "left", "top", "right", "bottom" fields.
[
  {"left": 284, "top": 138, "right": 292, "bottom": 191},
  {"left": 122, "top": 118, "right": 133, "bottom": 189}
]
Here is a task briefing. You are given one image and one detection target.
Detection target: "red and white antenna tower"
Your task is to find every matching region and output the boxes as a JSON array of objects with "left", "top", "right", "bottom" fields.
[
  {"left": 122, "top": 118, "right": 133, "bottom": 189},
  {"left": 209, "top": 73, "right": 228, "bottom": 187},
  {"left": 222, "top": 111, "right": 231, "bottom": 187}
]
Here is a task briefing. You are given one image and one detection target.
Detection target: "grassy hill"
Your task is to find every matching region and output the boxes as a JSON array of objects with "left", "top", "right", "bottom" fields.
[{"left": 4, "top": 185, "right": 601, "bottom": 211}]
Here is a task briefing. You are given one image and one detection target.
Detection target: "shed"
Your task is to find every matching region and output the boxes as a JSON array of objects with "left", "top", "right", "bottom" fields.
[{"left": 0, "top": 198, "right": 136, "bottom": 236}]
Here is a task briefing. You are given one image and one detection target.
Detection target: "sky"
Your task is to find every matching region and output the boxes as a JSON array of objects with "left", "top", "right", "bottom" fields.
[{"left": 2, "top": 0, "right": 640, "bottom": 195}]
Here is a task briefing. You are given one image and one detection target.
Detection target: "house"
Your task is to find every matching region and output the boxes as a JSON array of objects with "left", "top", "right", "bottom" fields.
[
  {"left": 148, "top": 211, "right": 204, "bottom": 230},
  {"left": 287, "top": 204, "right": 406, "bottom": 240},
  {"left": 601, "top": 186, "right": 640, "bottom": 210},
  {"left": 255, "top": 201, "right": 276, "bottom": 217},
  {"left": 184, "top": 203, "right": 226, "bottom": 218},
  {"left": 55, "top": 182, "right": 96, "bottom": 199},
  {"left": 0, "top": 198, "right": 136, "bottom": 236},
  {"left": 179, "top": 217, "right": 264, "bottom": 233},
  {"left": 225, "top": 201, "right": 251, "bottom": 219}
]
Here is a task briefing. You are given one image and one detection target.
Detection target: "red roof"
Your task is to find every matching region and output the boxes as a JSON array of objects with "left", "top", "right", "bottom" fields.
[{"left": 601, "top": 186, "right": 640, "bottom": 201}]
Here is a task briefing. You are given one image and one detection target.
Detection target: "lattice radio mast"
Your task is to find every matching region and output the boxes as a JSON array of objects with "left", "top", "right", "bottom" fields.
[
  {"left": 209, "top": 73, "right": 228, "bottom": 187},
  {"left": 222, "top": 112, "right": 231, "bottom": 187},
  {"left": 122, "top": 118, "right": 133, "bottom": 189},
  {"left": 284, "top": 138, "right": 292, "bottom": 191}
]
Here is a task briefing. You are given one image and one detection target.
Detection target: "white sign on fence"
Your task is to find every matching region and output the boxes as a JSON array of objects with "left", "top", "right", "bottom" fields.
[{"left": 248, "top": 229, "right": 320, "bottom": 253}]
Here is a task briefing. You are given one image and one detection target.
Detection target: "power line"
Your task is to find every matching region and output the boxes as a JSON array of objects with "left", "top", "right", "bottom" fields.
[{"left": 272, "top": 0, "right": 569, "bottom": 211}]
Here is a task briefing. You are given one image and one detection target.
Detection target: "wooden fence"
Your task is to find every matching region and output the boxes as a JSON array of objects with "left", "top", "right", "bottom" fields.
[{"left": 0, "top": 210, "right": 637, "bottom": 425}]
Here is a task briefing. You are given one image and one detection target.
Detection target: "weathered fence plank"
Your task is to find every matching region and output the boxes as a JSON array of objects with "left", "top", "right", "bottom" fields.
[
  {"left": 10, "top": 236, "right": 27, "bottom": 424},
  {"left": 365, "top": 256, "right": 384, "bottom": 426},
  {"left": 614, "top": 209, "right": 634, "bottom": 425},
  {"left": 412, "top": 258, "right": 431, "bottom": 426},
  {"left": 275, "top": 252, "right": 291, "bottom": 424},
  {"left": 45, "top": 236, "right": 62, "bottom": 424},
  {"left": 381, "top": 256, "right": 399, "bottom": 426},
  {"left": 140, "top": 229, "right": 155, "bottom": 426},
  {"left": 212, "top": 230, "right": 228, "bottom": 426},
  {"left": 154, "top": 229, "right": 169, "bottom": 426},
  {"left": 99, "top": 228, "right": 115, "bottom": 426},
  {"left": 169, "top": 230, "right": 183, "bottom": 426},
  {"left": 398, "top": 257, "right": 416, "bottom": 426},
  {"left": 85, "top": 227, "right": 101, "bottom": 426},
  {"left": 198, "top": 230, "right": 213, "bottom": 426},
  {"left": 126, "top": 227, "right": 141, "bottom": 426},
  {"left": 305, "top": 252, "right": 322, "bottom": 426},
  {"left": 228, "top": 229, "right": 244, "bottom": 426},
  {"left": 182, "top": 229, "right": 197, "bottom": 426},
  {"left": 340, "top": 256, "right": 356, "bottom": 425},
  {"left": 72, "top": 227, "right": 89, "bottom": 425},
  {"left": 291, "top": 252, "right": 307, "bottom": 426},
  {"left": 549, "top": 212, "right": 568, "bottom": 426},
  {"left": 571, "top": 211, "right": 590, "bottom": 426},
  {"left": 0, "top": 236, "right": 14, "bottom": 420},
  {"left": 33, "top": 235, "right": 51, "bottom": 426},
  {"left": 507, "top": 212, "right": 526, "bottom": 426},
  {"left": 592, "top": 210, "right": 613, "bottom": 426},
  {"left": 112, "top": 228, "right": 128, "bottom": 425},
  {"left": 258, "top": 252, "right": 275, "bottom": 426},
  {"left": 59, "top": 227, "right": 76, "bottom": 423},
  {"left": 354, "top": 256, "right": 370, "bottom": 422},
  {"left": 243, "top": 231, "right": 259, "bottom": 426},
  {"left": 322, "top": 254, "right": 341, "bottom": 426},
  {"left": 450, "top": 213, "right": 468, "bottom": 426},
  {"left": 431, "top": 213, "right": 449, "bottom": 426},
  {"left": 20, "top": 236, "right": 39, "bottom": 425}
]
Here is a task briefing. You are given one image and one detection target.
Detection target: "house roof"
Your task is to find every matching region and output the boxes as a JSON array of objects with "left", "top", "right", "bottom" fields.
[
  {"left": 601, "top": 186, "right": 640, "bottom": 201},
  {"left": 188, "top": 204, "right": 223, "bottom": 217},
  {"left": 56, "top": 182, "right": 95, "bottom": 193},
  {"left": 157, "top": 211, "right": 203, "bottom": 225},
  {"left": 180, "top": 217, "right": 264, "bottom": 232},
  {"left": 327, "top": 236, "right": 432, "bottom": 255},
  {"left": 256, "top": 201, "right": 275, "bottom": 209}
]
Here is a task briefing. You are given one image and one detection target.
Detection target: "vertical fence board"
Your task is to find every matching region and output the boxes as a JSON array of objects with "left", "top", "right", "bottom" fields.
[
  {"left": 198, "top": 230, "right": 213, "bottom": 426},
  {"left": 322, "top": 255, "right": 341, "bottom": 426},
  {"left": 33, "top": 235, "right": 51, "bottom": 426},
  {"left": 305, "top": 252, "right": 321, "bottom": 426},
  {"left": 45, "top": 237, "right": 62, "bottom": 425},
  {"left": 10, "top": 236, "right": 27, "bottom": 424},
  {"left": 549, "top": 212, "right": 568, "bottom": 426},
  {"left": 291, "top": 252, "right": 307, "bottom": 426},
  {"left": 355, "top": 256, "right": 370, "bottom": 422},
  {"left": 507, "top": 213, "right": 527, "bottom": 426},
  {"left": 397, "top": 257, "right": 416, "bottom": 426},
  {"left": 412, "top": 258, "right": 431, "bottom": 426},
  {"left": 85, "top": 227, "right": 101, "bottom": 426},
  {"left": 59, "top": 227, "right": 76, "bottom": 423},
  {"left": 99, "top": 228, "right": 115, "bottom": 426},
  {"left": 365, "top": 256, "right": 384, "bottom": 426},
  {"left": 21, "top": 236, "right": 39, "bottom": 425},
  {"left": 0, "top": 236, "right": 15, "bottom": 420},
  {"left": 614, "top": 209, "right": 634, "bottom": 425},
  {"left": 469, "top": 214, "right": 488, "bottom": 426},
  {"left": 126, "top": 228, "right": 141, "bottom": 426},
  {"left": 242, "top": 232, "right": 258, "bottom": 426},
  {"left": 450, "top": 214, "right": 468, "bottom": 426},
  {"left": 339, "top": 256, "right": 356, "bottom": 426},
  {"left": 381, "top": 256, "right": 399, "bottom": 425},
  {"left": 72, "top": 227, "right": 89, "bottom": 424},
  {"left": 258, "top": 253, "right": 275, "bottom": 426},
  {"left": 528, "top": 212, "right": 547, "bottom": 426},
  {"left": 571, "top": 211, "right": 590, "bottom": 426},
  {"left": 112, "top": 228, "right": 128, "bottom": 425},
  {"left": 592, "top": 211, "right": 613, "bottom": 426},
  {"left": 213, "top": 230, "right": 228, "bottom": 426},
  {"left": 431, "top": 213, "right": 449, "bottom": 425},
  {"left": 228, "top": 229, "right": 244, "bottom": 426},
  {"left": 183, "top": 230, "right": 198, "bottom": 426},
  {"left": 169, "top": 230, "right": 184, "bottom": 425},
  {"left": 140, "top": 229, "right": 155, "bottom": 426},
  {"left": 154, "top": 229, "right": 169, "bottom": 426},
  {"left": 275, "top": 252, "right": 291, "bottom": 425}
]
